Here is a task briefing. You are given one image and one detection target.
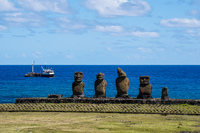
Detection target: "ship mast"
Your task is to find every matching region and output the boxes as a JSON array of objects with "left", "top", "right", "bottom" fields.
[{"left": 32, "top": 61, "right": 35, "bottom": 73}]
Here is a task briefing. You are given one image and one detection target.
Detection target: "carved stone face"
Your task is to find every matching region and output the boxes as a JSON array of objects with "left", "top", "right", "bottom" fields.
[
  {"left": 117, "top": 68, "right": 126, "bottom": 77},
  {"left": 74, "top": 72, "right": 83, "bottom": 82},
  {"left": 162, "top": 87, "right": 168, "bottom": 95},
  {"left": 140, "top": 76, "right": 150, "bottom": 85},
  {"left": 96, "top": 72, "right": 104, "bottom": 80}
]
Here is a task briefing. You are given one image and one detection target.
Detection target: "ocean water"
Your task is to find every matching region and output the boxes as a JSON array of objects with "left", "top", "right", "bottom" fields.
[{"left": 0, "top": 65, "right": 199, "bottom": 103}]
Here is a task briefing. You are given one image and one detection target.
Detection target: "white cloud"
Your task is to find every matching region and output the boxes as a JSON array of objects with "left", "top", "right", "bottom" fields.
[
  {"left": 156, "top": 48, "right": 165, "bottom": 52},
  {"left": 186, "top": 29, "right": 200, "bottom": 36},
  {"left": 57, "top": 17, "right": 87, "bottom": 32},
  {"left": 4, "top": 12, "right": 43, "bottom": 26},
  {"left": 107, "top": 47, "right": 113, "bottom": 52},
  {"left": 85, "top": 0, "right": 151, "bottom": 17},
  {"left": 4, "top": 17, "right": 39, "bottom": 23},
  {"left": 33, "top": 51, "right": 42, "bottom": 58},
  {"left": 126, "top": 55, "right": 130, "bottom": 59},
  {"left": 0, "top": 25, "right": 8, "bottom": 31},
  {"left": 133, "top": 54, "right": 143, "bottom": 60},
  {"left": 94, "top": 25, "right": 159, "bottom": 38},
  {"left": 60, "top": 23, "right": 87, "bottom": 31},
  {"left": 137, "top": 47, "right": 152, "bottom": 53},
  {"left": 0, "top": 0, "right": 17, "bottom": 11},
  {"left": 58, "top": 17, "right": 71, "bottom": 23},
  {"left": 69, "top": 24, "right": 87, "bottom": 30},
  {"left": 4, "top": 54, "right": 10, "bottom": 58},
  {"left": 161, "top": 18, "right": 200, "bottom": 27},
  {"left": 189, "top": 10, "right": 200, "bottom": 16},
  {"left": 66, "top": 54, "right": 74, "bottom": 59},
  {"left": 95, "top": 25, "right": 123, "bottom": 32},
  {"left": 16, "top": 0, "right": 69, "bottom": 13},
  {"left": 131, "top": 31, "right": 159, "bottom": 37},
  {"left": 186, "top": 29, "right": 194, "bottom": 34},
  {"left": 4, "top": 12, "right": 22, "bottom": 17},
  {"left": 22, "top": 53, "right": 27, "bottom": 58}
]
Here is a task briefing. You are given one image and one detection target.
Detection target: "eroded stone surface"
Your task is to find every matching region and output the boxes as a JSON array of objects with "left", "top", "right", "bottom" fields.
[
  {"left": 16, "top": 97, "right": 200, "bottom": 106},
  {"left": 116, "top": 68, "right": 130, "bottom": 98},
  {"left": 94, "top": 72, "right": 107, "bottom": 98},
  {"left": 72, "top": 72, "right": 85, "bottom": 98},
  {"left": 137, "top": 76, "right": 153, "bottom": 99},
  {"left": 161, "top": 87, "right": 169, "bottom": 100},
  {"left": 48, "top": 94, "right": 62, "bottom": 98}
]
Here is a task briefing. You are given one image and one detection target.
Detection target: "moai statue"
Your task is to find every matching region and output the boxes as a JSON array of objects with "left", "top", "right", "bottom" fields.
[
  {"left": 161, "top": 87, "right": 169, "bottom": 100},
  {"left": 94, "top": 72, "right": 107, "bottom": 98},
  {"left": 115, "top": 68, "right": 130, "bottom": 98},
  {"left": 71, "top": 72, "right": 85, "bottom": 98},
  {"left": 137, "top": 76, "right": 153, "bottom": 99}
]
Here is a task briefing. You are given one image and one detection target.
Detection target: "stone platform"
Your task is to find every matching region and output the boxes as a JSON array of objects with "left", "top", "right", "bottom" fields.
[{"left": 15, "top": 97, "right": 200, "bottom": 105}]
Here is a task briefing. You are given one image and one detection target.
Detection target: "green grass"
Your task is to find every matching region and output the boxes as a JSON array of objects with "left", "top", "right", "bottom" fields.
[
  {"left": 0, "top": 103, "right": 199, "bottom": 115},
  {"left": 0, "top": 112, "right": 199, "bottom": 133}
]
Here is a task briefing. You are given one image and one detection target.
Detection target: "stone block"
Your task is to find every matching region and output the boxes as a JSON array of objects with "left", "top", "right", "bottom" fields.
[{"left": 48, "top": 94, "right": 63, "bottom": 98}]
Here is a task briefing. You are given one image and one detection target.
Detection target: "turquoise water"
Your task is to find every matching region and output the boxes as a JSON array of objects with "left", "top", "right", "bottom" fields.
[{"left": 0, "top": 65, "right": 199, "bottom": 103}]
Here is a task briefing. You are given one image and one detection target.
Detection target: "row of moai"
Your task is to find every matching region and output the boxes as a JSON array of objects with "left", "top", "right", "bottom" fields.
[{"left": 71, "top": 68, "right": 170, "bottom": 99}]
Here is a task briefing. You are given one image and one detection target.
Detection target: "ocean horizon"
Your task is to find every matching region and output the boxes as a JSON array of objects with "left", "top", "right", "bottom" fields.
[{"left": 0, "top": 65, "right": 199, "bottom": 103}]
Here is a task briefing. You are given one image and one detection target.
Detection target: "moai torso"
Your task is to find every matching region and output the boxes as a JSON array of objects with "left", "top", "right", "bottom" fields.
[
  {"left": 138, "top": 76, "right": 152, "bottom": 99},
  {"left": 94, "top": 73, "right": 107, "bottom": 97},
  {"left": 72, "top": 82, "right": 85, "bottom": 95},
  {"left": 116, "top": 68, "right": 129, "bottom": 98},
  {"left": 72, "top": 72, "right": 85, "bottom": 96}
]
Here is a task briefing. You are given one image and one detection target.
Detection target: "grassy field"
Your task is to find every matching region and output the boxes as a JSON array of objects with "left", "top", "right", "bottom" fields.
[
  {"left": 0, "top": 103, "right": 199, "bottom": 132},
  {"left": 0, "top": 112, "right": 199, "bottom": 133}
]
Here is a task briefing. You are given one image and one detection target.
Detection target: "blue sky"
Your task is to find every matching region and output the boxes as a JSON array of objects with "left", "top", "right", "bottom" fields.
[{"left": 0, "top": 0, "right": 200, "bottom": 65}]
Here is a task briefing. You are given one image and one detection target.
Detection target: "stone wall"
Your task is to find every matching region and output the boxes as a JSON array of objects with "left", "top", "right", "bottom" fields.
[{"left": 16, "top": 97, "right": 200, "bottom": 105}]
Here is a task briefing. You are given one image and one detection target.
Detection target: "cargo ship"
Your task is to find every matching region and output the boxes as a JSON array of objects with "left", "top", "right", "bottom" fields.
[{"left": 25, "top": 62, "right": 55, "bottom": 77}]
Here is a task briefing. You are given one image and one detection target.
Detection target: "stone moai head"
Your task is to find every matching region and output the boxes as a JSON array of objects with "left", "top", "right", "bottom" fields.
[
  {"left": 139, "top": 76, "right": 150, "bottom": 85},
  {"left": 117, "top": 68, "right": 126, "bottom": 77},
  {"left": 162, "top": 87, "right": 168, "bottom": 96},
  {"left": 96, "top": 72, "right": 104, "bottom": 80},
  {"left": 161, "top": 87, "right": 169, "bottom": 100},
  {"left": 74, "top": 72, "right": 83, "bottom": 82}
]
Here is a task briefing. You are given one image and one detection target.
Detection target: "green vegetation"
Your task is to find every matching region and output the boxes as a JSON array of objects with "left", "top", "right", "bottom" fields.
[
  {"left": 0, "top": 112, "right": 199, "bottom": 133},
  {"left": 0, "top": 103, "right": 199, "bottom": 115}
]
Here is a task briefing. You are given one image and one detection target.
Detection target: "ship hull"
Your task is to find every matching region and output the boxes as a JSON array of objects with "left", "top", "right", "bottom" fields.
[
  {"left": 25, "top": 73, "right": 41, "bottom": 77},
  {"left": 25, "top": 73, "right": 55, "bottom": 77},
  {"left": 41, "top": 74, "right": 55, "bottom": 77}
]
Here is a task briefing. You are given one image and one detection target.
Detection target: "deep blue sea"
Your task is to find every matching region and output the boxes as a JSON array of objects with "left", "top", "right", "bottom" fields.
[{"left": 0, "top": 65, "right": 199, "bottom": 103}]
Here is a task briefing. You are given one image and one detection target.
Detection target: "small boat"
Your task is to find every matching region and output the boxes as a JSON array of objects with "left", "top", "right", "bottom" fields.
[
  {"left": 25, "top": 61, "right": 55, "bottom": 77},
  {"left": 41, "top": 65, "right": 55, "bottom": 77}
]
